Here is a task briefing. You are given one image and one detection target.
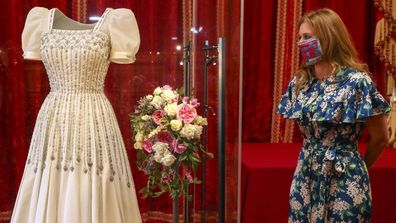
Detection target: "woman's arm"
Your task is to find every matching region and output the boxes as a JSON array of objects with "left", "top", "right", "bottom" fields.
[{"left": 364, "top": 114, "right": 389, "bottom": 169}]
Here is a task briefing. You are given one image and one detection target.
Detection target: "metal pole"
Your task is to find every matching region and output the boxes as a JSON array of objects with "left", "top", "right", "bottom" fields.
[
  {"left": 173, "top": 164, "right": 180, "bottom": 223},
  {"left": 217, "top": 37, "right": 226, "bottom": 223},
  {"left": 185, "top": 41, "right": 191, "bottom": 97},
  {"left": 202, "top": 40, "right": 209, "bottom": 223},
  {"left": 174, "top": 40, "right": 191, "bottom": 223},
  {"left": 184, "top": 40, "right": 191, "bottom": 223},
  {"left": 173, "top": 198, "right": 179, "bottom": 223},
  {"left": 202, "top": 40, "right": 218, "bottom": 223}
]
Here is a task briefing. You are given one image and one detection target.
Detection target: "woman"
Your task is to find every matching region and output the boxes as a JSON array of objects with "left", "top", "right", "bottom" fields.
[{"left": 277, "top": 8, "right": 390, "bottom": 222}]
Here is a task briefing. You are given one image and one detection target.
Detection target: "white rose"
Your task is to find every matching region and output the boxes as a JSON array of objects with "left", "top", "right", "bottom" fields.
[
  {"left": 148, "top": 126, "right": 161, "bottom": 138},
  {"left": 152, "top": 142, "right": 169, "bottom": 155},
  {"left": 162, "top": 89, "right": 176, "bottom": 102},
  {"left": 146, "top": 94, "right": 154, "bottom": 101},
  {"left": 150, "top": 95, "right": 163, "bottom": 109},
  {"left": 193, "top": 125, "right": 203, "bottom": 139},
  {"left": 194, "top": 116, "right": 208, "bottom": 126},
  {"left": 161, "top": 150, "right": 177, "bottom": 166},
  {"left": 134, "top": 132, "right": 144, "bottom": 142},
  {"left": 154, "top": 152, "right": 163, "bottom": 163},
  {"left": 141, "top": 115, "right": 151, "bottom": 121},
  {"left": 161, "top": 153, "right": 177, "bottom": 166},
  {"left": 170, "top": 119, "right": 183, "bottom": 131},
  {"left": 165, "top": 103, "right": 178, "bottom": 117},
  {"left": 180, "top": 124, "right": 196, "bottom": 140},
  {"left": 153, "top": 87, "right": 163, "bottom": 95},
  {"left": 134, "top": 141, "right": 143, "bottom": 150}
]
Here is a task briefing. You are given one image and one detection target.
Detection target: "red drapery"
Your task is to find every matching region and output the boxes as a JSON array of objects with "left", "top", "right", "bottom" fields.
[
  {"left": 0, "top": 1, "right": 71, "bottom": 220},
  {"left": 243, "top": 0, "right": 387, "bottom": 143}
]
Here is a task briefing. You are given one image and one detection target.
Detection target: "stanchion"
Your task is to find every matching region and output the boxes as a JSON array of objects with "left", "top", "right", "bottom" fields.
[
  {"left": 202, "top": 40, "right": 218, "bottom": 223},
  {"left": 217, "top": 37, "right": 226, "bottom": 223}
]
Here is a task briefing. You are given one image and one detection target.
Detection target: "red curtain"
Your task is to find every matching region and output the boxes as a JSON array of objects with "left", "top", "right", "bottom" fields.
[
  {"left": 242, "top": 0, "right": 277, "bottom": 142},
  {"left": 242, "top": 0, "right": 387, "bottom": 143},
  {"left": 0, "top": 0, "right": 71, "bottom": 220}
]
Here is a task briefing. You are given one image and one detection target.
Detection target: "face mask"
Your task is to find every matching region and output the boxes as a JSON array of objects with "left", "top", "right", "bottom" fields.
[{"left": 297, "top": 37, "right": 323, "bottom": 65}]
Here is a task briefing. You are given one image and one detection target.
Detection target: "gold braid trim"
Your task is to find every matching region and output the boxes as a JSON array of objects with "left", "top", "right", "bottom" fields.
[
  {"left": 182, "top": 0, "right": 193, "bottom": 91},
  {"left": 284, "top": 0, "right": 303, "bottom": 143},
  {"left": 0, "top": 210, "right": 11, "bottom": 221},
  {"left": 80, "top": 0, "right": 87, "bottom": 23},
  {"left": 141, "top": 211, "right": 219, "bottom": 223},
  {"left": 72, "top": 0, "right": 87, "bottom": 23},
  {"left": 271, "top": 0, "right": 288, "bottom": 142}
]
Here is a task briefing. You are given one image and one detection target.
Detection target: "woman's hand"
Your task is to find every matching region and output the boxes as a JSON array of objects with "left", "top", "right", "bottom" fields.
[{"left": 364, "top": 114, "right": 389, "bottom": 169}]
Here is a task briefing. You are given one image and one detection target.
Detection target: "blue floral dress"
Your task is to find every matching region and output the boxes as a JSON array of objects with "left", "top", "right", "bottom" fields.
[{"left": 277, "top": 67, "right": 390, "bottom": 222}]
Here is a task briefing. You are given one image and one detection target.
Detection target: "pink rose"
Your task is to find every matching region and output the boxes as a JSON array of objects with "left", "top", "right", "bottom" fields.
[
  {"left": 171, "top": 139, "right": 178, "bottom": 152},
  {"left": 189, "top": 98, "right": 200, "bottom": 107},
  {"left": 152, "top": 110, "right": 166, "bottom": 125},
  {"left": 177, "top": 104, "right": 197, "bottom": 123},
  {"left": 174, "top": 143, "right": 187, "bottom": 154},
  {"left": 163, "top": 85, "right": 172, "bottom": 90},
  {"left": 157, "top": 130, "right": 174, "bottom": 145},
  {"left": 171, "top": 139, "right": 187, "bottom": 154},
  {"left": 183, "top": 96, "right": 189, "bottom": 104},
  {"left": 143, "top": 139, "right": 153, "bottom": 153},
  {"left": 172, "top": 93, "right": 180, "bottom": 103}
]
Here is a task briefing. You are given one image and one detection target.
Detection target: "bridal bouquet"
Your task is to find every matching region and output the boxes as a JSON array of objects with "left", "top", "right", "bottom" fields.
[{"left": 130, "top": 85, "right": 213, "bottom": 199}]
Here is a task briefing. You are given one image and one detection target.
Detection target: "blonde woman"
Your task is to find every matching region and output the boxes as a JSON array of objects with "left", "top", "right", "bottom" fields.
[{"left": 277, "top": 8, "right": 390, "bottom": 222}]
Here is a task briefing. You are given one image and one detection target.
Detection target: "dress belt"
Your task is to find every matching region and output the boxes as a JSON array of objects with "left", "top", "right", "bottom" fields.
[{"left": 303, "top": 142, "right": 359, "bottom": 220}]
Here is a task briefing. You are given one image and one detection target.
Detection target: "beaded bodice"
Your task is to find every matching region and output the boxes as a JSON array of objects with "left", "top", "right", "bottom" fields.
[
  {"left": 23, "top": 8, "right": 137, "bottom": 187},
  {"left": 41, "top": 8, "right": 112, "bottom": 93}
]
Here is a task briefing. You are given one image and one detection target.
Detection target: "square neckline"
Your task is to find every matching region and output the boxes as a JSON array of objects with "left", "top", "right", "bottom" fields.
[{"left": 50, "top": 8, "right": 112, "bottom": 32}]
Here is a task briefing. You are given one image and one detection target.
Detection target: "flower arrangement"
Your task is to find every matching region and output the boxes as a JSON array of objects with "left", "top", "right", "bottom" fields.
[{"left": 130, "top": 85, "right": 213, "bottom": 199}]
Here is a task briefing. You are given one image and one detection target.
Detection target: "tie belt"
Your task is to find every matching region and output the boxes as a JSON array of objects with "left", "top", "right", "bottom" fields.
[{"left": 303, "top": 143, "right": 361, "bottom": 220}]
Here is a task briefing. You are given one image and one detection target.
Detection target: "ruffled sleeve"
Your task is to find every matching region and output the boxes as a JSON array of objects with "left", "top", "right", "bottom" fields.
[
  {"left": 109, "top": 9, "right": 140, "bottom": 64},
  {"left": 313, "top": 71, "right": 390, "bottom": 123},
  {"left": 353, "top": 73, "right": 390, "bottom": 121},
  {"left": 21, "top": 7, "right": 49, "bottom": 60},
  {"left": 277, "top": 76, "right": 303, "bottom": 119}
]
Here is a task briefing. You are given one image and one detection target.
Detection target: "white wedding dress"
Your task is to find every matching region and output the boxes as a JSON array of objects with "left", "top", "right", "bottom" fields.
[{"left": 11, "top": 7, "right": 142, "bottom": 223}]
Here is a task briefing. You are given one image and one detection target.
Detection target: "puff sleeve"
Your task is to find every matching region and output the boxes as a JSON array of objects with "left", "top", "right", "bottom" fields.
[
  {"left": 21, "top": 7, "right": 48, "bottom": 60},
  {"left": 109, "top": 9, "right": 140, "bottom": 64}
]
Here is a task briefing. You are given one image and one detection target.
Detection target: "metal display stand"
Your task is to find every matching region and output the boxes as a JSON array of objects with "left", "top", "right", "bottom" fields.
[
  {"left": 173, "top": 40, "right": 191, "bottom": 223},
  {"left": 201, "top": 40, "right": 218, "bottom": 223},
  {"left": 174, "top": 38, "right": 225, "bottom": 223},
  {"left": 217, "top": 37, "right": 226, "bottom": 223},
  {"left": 201, "top": 38, "right": 226, "bottom": 223}
]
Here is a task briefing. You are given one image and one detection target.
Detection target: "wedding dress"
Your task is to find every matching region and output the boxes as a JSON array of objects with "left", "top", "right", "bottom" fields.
[{"left": 11, "top": 7, "right": 142, "bottom": 223}]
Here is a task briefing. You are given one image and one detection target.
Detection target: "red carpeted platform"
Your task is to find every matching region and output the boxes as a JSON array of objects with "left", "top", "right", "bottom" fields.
[{"left": 241, "top": 143, "right": 396, "bottom": 223}]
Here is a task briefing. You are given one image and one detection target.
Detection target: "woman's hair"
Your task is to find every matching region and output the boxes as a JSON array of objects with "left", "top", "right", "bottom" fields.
[{"left": 294, "top": 8, "right": 369, "bottom": 93}]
